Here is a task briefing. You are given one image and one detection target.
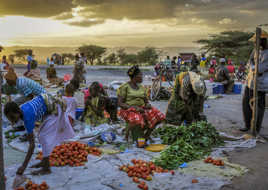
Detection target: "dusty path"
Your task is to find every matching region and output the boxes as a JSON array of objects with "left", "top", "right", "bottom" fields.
[{"left": 221, "top": 142, "right": 268, "bottom": 190}]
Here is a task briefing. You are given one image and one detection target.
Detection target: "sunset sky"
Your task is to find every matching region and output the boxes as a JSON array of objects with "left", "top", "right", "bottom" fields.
[{"left": 0, "top": 0, "right": 267, "bottom": 47}]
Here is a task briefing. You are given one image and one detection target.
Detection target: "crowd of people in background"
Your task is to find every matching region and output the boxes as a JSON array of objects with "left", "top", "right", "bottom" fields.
[{"left": 154, "top": 53, "right": 247, "bottom": 85}]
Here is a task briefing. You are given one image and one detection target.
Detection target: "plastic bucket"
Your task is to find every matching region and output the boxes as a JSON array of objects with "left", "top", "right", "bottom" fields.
[
  {"left": 75, "top": 108, "right": 84, "bottom": 120},
  {"left": 212, "top": 84, "right": 219, "bottom": 94},
  {"left": 217, "top": 83, "right": 224, "bottom": 94},
  {"left": 233, "top": 82, "right": 242, "bottom": 94}
]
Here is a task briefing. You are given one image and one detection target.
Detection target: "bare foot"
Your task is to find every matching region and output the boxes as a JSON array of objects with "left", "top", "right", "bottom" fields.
[{"left": 31, "top": 169, "right": 51, "bottom": 176}]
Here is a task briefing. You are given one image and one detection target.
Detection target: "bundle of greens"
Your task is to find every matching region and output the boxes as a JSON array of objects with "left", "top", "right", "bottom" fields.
[{"left": 154, "top": 121, "right": 224, "bottom": 170}]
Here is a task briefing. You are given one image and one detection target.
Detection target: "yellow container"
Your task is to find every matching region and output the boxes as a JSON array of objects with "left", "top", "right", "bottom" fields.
[{"left": 145, "top": 144, "right": 167, "bottom": 152}]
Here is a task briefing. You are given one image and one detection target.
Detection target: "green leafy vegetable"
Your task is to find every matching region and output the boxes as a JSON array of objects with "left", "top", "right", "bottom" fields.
[{"left": 153, "top": 121, "right": 224, "bottom": 169}]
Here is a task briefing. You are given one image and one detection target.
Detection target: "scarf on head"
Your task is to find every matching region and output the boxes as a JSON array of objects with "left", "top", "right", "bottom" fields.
[{"left": 4, "top": 67, "right": 17, "bottom": 81}]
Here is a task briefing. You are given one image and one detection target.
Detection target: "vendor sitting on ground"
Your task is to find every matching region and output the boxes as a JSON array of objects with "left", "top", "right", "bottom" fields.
[
  {"left": 4, "top": 94, "right": 75, "bottom": 175},
  {"left": 46, "top": 63, "right": 64, "bottom": 85},
  {"left": 117, "top": 65, "right": 165, "bottom": 147},
  {"left": 166, "top": 71, "right": 206, "bottom": 126},
  {"left": 83, "top": 82, "right": 118, "bottom": 122},
  {"left": 24, "top": 60, "right": 42, "bottom": 84},
  {"left": 82, "top": 82, "right": 108, "bottom": 126},
  {"left": 3, "top": 68, "right": 46, "bottom": 105},
  {"left": 215, "top": 58, "right": 234, "bottom": 94}
]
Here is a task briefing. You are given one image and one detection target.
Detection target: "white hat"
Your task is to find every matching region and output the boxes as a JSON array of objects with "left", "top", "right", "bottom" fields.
[
  {"left": 219, "top": 58, "right": 226, "bottom": 63},
  {"left": 189, "top": 72, "right": 205, "bottom": 95}
]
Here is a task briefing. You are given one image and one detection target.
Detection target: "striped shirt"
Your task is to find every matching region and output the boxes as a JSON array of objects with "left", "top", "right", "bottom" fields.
[
  {"left": 16, "top": 77, "right": 46, "bottom": 97},
  {"left": 20, "top": 95, "right": 47, "bottom": 133}
]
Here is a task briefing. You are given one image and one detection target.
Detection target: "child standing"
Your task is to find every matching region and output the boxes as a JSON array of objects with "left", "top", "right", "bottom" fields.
[{"left": 63, "top": 84, "right": 77, "bottom": 127}]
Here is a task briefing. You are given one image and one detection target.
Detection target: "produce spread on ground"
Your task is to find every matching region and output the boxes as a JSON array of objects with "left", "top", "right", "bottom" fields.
[{"left": 4, "top": 115, "right": 254, "bottom": 190}]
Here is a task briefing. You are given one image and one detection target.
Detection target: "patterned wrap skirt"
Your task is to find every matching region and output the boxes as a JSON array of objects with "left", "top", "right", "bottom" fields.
[{"left": 119, "top": 106, "right": 165, "bottom": 129}]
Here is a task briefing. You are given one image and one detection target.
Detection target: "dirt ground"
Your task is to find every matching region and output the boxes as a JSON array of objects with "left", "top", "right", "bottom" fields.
[
  {"left": 220, "top": 142, "right": 268, "bottom": 190},
  {"left": 4, "top": 65, "right": 268, "bottom": 189}
]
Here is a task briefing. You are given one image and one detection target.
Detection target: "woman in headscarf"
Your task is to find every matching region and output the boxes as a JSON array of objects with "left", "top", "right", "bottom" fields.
[
  {"left": 4, "top": 68, "right": 46, "bottom": 105},
  {"left": 24, "top": 60, "right": 42, "bottom": 84},
  {"left": 4, "top": 93, "right": 75, "bottom": 175},
  {"left": 46, "top": 63, "right": 64, "bottom": 86},
  {"left": 166, "top": 71, "right": 206, "bottom": 126},
  {"left": 117, "top": 66, "right": 165, "bottom": 147}
]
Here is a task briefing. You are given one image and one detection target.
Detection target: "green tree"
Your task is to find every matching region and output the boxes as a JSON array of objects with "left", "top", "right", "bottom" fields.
[
  {"left": 77, "top": 45, "right": 106, "bottom": 65},
  {"left": 122, "top": 54, "right": 138, "bottom": 65},
  {"left": 117, "top": 48, "right": 127, "bottom": 65},
  {"left": 14, "top": 49, "right": 32, "bottom": 61},
  {"left": 62, "top": 53, "right": 74, "bottom": 64},
  {"left": 196, "top": 31, "right": 254, "bottom": 63},
  {"left": 137, "top": 47, "right": 159, "bottom": 65},
  {"left": 116, "top": 48, "right": 138, "bottom": 65},
  {"left": 104, "top": 53, "right": 118, "bottom": 65}
]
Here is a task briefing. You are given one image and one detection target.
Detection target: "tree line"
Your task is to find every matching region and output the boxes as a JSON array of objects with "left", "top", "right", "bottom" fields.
[
  {"left": 1, "top": 46, "right": 160, "bottom": 66},
  {"left": 1, "top": 30, "right": 255, "bottom": 65}
]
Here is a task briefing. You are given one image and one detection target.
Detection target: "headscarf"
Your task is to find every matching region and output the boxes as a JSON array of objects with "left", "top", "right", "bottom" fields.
[
  {"left": 127, "top": 65, "right": 140, "bottom": 79},
  {"left": 4, "top": 67, "right": 17, "bottom": 81},
  {"left": 219, "top": 58, "right": 226, "bottom": 63},
  {"left": 188, "top": 71, "right": 205, "bottom": 95},
  {"left": 90, "top": 81, "right": 101, "bottom": 94}
]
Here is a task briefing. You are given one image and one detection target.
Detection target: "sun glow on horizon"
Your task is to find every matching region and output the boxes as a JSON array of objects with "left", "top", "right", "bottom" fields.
[{"left": 0, "top": 15, "right": 216, "bottom": 47}]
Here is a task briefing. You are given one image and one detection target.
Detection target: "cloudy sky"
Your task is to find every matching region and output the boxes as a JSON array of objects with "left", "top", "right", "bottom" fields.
[{"left": 0, "top": 0, "right": 267, "bottom": 47}]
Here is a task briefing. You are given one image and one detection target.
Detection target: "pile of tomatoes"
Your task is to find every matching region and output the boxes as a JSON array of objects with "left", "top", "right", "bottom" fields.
[
  {"left": 204, "top": 157, "right": 225, "bottom": 166},
  {"left": 36, "top": 142, "right": 102, "bottom": 167},
  {"left": 15, "top": 181, "right": 49, "bottom": 190},
  {"left": 119, "top": 159, "right": 175, "bottom": 190}
]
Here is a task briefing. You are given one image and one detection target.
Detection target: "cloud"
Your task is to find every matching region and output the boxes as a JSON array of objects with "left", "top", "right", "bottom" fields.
[
  {"left": 0, "top": 0, "right": 268, "bottom": 30},
  {"left": 219, "top": 18, "right": 237, "bottom": 25},
  {"left": 0, "top": 0, "right": 74, "bottom": 17},
  {"left": 66, "top": 19, "right": 105, "bottom": 27},
  {"left": 52, "top": 12, "right": 74, "bottom": 20}
]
